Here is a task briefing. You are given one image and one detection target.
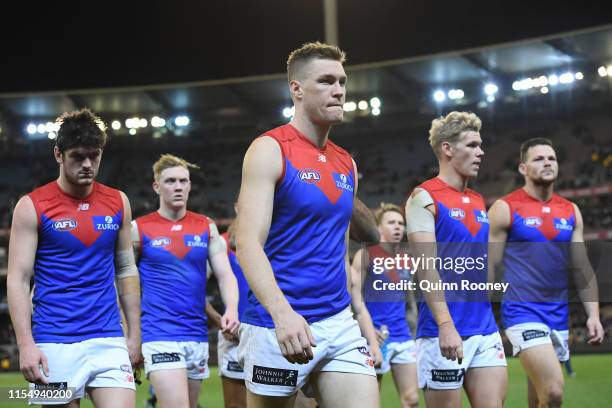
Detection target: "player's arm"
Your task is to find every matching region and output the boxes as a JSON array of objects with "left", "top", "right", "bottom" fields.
[
  {"left": 208, "top": 221, "right": 240, "bottom": 337},
  {"left": 227, "top": 221, "right": 237, "bottom": 251},
  {"left": 205, "top": 301, "right": 223, "bottom": 329},
  {"left": 405, "top": 188, "right": 463, "bottom": 362},
  {"left": 350, "top": 196, "right": 380, "bottom": 243},
  {"left": 130, "top": 220, "right": 141, "bottom": 262},
  {"left": 7, "top": 196, "right": 49, "bottom": 384},
  {"left": 236, "top": 136, "right": 315, "bottom": 364},
  {"left": 349, "top": 247, "right": 382, "bottom": 366},
  {"left": 488, "top": 199, "right": 510, "bottom": 294},
  {"left": 115, "top": 192, "right": 142, "bottom": 366},
  {"left": 570, "top": 203, "right": 604, "bottom": 344}
]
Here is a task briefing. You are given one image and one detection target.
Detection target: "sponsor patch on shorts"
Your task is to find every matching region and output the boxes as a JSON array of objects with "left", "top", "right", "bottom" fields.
[
  {"left": 34, "top": 382, "right": 68, "bottom": 390},
  {"left": 227, "top": 361, "right": 243, "bottom": 372},
  {"left": 152, "top": 352, "right": 181, "bottom": 364},
  {"left": 522, "top": 330, "right": 548, "bottom": 342},
  {"left": 431, "top": 369, "right": 465, "bottom": 383},
  {"left": 252, "top": 365, "right": 298, "bottom": 386}
]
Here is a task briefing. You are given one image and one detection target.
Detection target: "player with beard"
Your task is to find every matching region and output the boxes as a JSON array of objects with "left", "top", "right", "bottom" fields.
[
  {"left": 7, "top": 108, "right": 141, "bottom": 407},
  {"left": 488, "top": 138, "right": 604, "bottom": 407}
]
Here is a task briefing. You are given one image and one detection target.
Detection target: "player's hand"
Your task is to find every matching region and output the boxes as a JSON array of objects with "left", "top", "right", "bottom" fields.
[
  {"left": 273, "top": 309, "right": 316, "bottom": 364},
  {"left": 586, "top": 316, "right": 604, "bottom": 345},
  {"left": 370, "top": 343, "right": 383, "bottom": 368},
  {"left": 222, "top": 330, "right": 240, "bottom": 342},
  {"left": 221, "top": 308, "right": 240, "bottom": 337},
  {"left": 126, "top": 335, "right": 143, "bottom": 367},
  {"left": 375, "top": 329, "right": 386, "bottom": 345},
  {"left": 19, "top": 342, "right": 49, "bottom": 385},
  {"left": 438, "top": 321, "right": 463, "bottom": 364}
]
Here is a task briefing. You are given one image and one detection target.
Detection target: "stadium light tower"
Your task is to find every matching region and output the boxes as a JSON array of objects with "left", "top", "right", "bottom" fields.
[{"left": 324, "top": 0, "right": 338, "bottom": 45}]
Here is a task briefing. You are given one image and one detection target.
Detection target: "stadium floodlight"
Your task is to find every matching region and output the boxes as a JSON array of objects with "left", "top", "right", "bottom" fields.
[
  {"left": 486, "top": 95, "right": 495, "bottom": 103},
  {"left": 343, "top": 101, "right": 357, "bottom": 112},
  {"left": 369, "top": 97, "right": 381, "bottom": 109},
  {"left": 512, "top": 81, "right": 521, "bottom": 91},
  {"left": 129, "top": 128, "right": 137, "bottom": 135},
  {"left": 371, "top": 107, "right": 381, "bottom": 116},
  {"left": 111, "top": 120, "right": 121, "bottom": 130},
  {"left": 448, "top": 89, "right": 464, "bottom": 100},
  {"left": 548, "top": 75, "right": 559, "bottom": 86},
  {"left": 139, "top": 118, "right": 148, "bottom": 128},
  {"left": 541, "top": 86, "right": 549, "bottom": 94},
  {"left": 27, "top": 124, "right": 37, "bottom": 135},
  {"left": 282, "top": 106, "right": 294, "bottom": 118},
  {"left": 358, "top": 100, "right": 368, "bottom": 110},
  {"left": 559, "top": 72, "right": 574, "bottom": 84},
  {"left": 575, "top": 72, "right": 584, "bottom": 80},
  {"left": 535, "top": 75, "right": 548, "bottom": 87},
  {"left": 174, "top": 115, "right": 190, "bottom": 127},
  {"left": 151, "top": 116, "right": 166, "bottom": 128},
  {"left": 48, "top": 132, "right": 57, "bottom": 140},
  {"left": 37, "top": 124, "right": 46, "bottom": 134},
  {"left": 598, "top": 66, "right": 608, "bottom": 77},
  {"left": 484, "top": 83, "right": 498, "bottom": 96},
  {"left": 607, "top": 65, "right": 612, "bottom": 76},
  {"left": 433, "top": 90, "right": 446, "bottom": 102},
  {"left": 519, "top": 78, "right": 533, "bottom": 90}
]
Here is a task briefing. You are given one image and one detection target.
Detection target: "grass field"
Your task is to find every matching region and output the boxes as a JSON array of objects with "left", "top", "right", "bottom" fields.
[{"left": 0, "top": 354, "right": 610, "bottom": 407}]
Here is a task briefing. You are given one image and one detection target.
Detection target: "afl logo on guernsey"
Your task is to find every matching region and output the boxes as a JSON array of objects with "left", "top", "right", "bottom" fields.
[
  {"left": 52, "top": 218, "right": 77, "bottom": 231},
  {"left": 298, "top": 169, "right": 321, "bottom": 184},
  {"left": 185, "top": 234, "right": 207, "bottom": 248},
  {"left": 524, "top": 217, "right": 542, "bottom": 228},
  {"left": 150, "top": 237, "right": 171, "bottom": 248},
  {"left": 449, "top": 208, "right": 466, "bottom": 220},
  {"left": 93, "top": 215, "right": 120, "bottom": 231}
]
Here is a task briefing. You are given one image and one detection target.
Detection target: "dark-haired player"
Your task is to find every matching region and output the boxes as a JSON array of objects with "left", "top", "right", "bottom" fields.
[{"left": 7, "top": 108, "right": 141, "bottom": 407}]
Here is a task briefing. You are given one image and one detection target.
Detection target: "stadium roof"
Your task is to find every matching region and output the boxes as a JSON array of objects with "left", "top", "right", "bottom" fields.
[{"left": 1, "top": 24, "right": 612, "bottom": 135}]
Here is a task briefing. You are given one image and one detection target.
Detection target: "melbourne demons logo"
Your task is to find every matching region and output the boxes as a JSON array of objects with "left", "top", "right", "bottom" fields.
[
  {"left": 298, "top": 169, "right": 321, "bottom": 184},
  {"left": 524, "top": 217, "right": 542, "bottom": 228},
  {"left": 150, "top": 237, "right": 171, "bottom": 248},
  {"left": 52, "top": 218, "right": 77, "bottom": 231},
  {"left": 449, "top": 208, "right": 466, "bottom": 220}
]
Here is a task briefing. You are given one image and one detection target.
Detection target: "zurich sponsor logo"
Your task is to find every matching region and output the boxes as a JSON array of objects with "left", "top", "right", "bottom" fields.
[
  {"left": 476, "top": 210, "right": 489, "bottom": 223},
  {"left": 52, "top": 218, "right": 77, "bottom": 232},
  {"left": 298, "top": 169, "right": 321, "bottom": 184},
  {"left": 93, "top": 215, "right": 120, "bottom": 231},
  {"left": 449, "top": 208, "right": 465, "bottom": 220},
  {"left": 335, "top": 173, "right": 354, "bottom": 192},
  {"left": 524, "top": 216, "right": 542, "bottom": 228},
  {"left": 555, "top": 218, "right": 573, "bottom": 231},
  {"left": 185, "top": 234, "right": 207, "bottom": 248},
  {"left": 150, "top": 237, "right": 171, "bottom": 248}
]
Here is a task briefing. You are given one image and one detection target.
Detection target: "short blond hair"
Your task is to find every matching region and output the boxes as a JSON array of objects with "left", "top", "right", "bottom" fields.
[
  {"left": 287, "top": 41, "right": 346, "bottom": 81},
  {"left": 152, "top": 154, "right": 199, "bottom": 181},
  {"left": 429, "top": 111, "right": 482, "bottom": 158},
  {"left": 374, "top": 203, "right": 404, "bottom": 226}
]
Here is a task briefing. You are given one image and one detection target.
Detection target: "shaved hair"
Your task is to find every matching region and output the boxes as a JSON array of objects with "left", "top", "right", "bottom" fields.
[
  {"left": 520, "top": 137, "right": 554, "bottom": 163},
  {"left": 287, "top": 41, "right": 346, "bottom": 82}
]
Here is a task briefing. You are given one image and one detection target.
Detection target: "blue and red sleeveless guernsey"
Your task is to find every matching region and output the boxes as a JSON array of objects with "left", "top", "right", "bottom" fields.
[
  {"left": 364, "top": 245, "right": 412, "bottom": 342},
  {"left": 501, "top": 188, "right": 575, "bottom": 330},
  {"left": 221, "top": 232, "right": 249, "bottom": 320},
  {"left": 28, "top": 181, "right": 124, "bottom": 343},
  {"left": 242, "top": 124, "right": 354, "bottom": 327},
  {"left": 416, "top": 177, "right": 497, "bottom": 338},
  {"left": 136, "top": 211, "right": 211, "bottom": 342}
]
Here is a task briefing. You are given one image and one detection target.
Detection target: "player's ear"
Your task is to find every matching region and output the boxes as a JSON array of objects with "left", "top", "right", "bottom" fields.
[
  {"left": 441, "top": 141, "right": 453, "bottom": 159},
  {"left": 152, "top": 180, "right": 160, "bottom": 195},
  {"left": 518, "top": 162, "right": 527, "bottom": 176},
  {"left": 290, "top": 79, "right": 303, "bottom": 100},
  {"left": 53, "top": 146, "right": 63, "bottom": 164}
]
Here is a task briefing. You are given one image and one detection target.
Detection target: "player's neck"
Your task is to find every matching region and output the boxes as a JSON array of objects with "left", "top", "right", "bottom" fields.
[
  {"left": 438, "top": 165, "right": 469, "bottom": 192},
  {"left": 158, "top": 206, "right": 187, "bottom": 221},
  {"left": 523, "top": 182, "right": 554, "bottom": 202},
  {"left": 290, "top": 117, "right": 330, "bottom": 149},
  {"left": 56, "top": 175, "right": 94, "bottom": 199}
]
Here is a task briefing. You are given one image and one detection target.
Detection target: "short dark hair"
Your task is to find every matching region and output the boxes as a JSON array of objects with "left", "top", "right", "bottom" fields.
[
  {"left": 520, "top": 137, "right": 553, "bottom": 163},
  {"left": 55, "top": 108, "right": 107, "bottom": 153},
  {"left": 287, "top": 41, "right": 346, "bottom": 82}
]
